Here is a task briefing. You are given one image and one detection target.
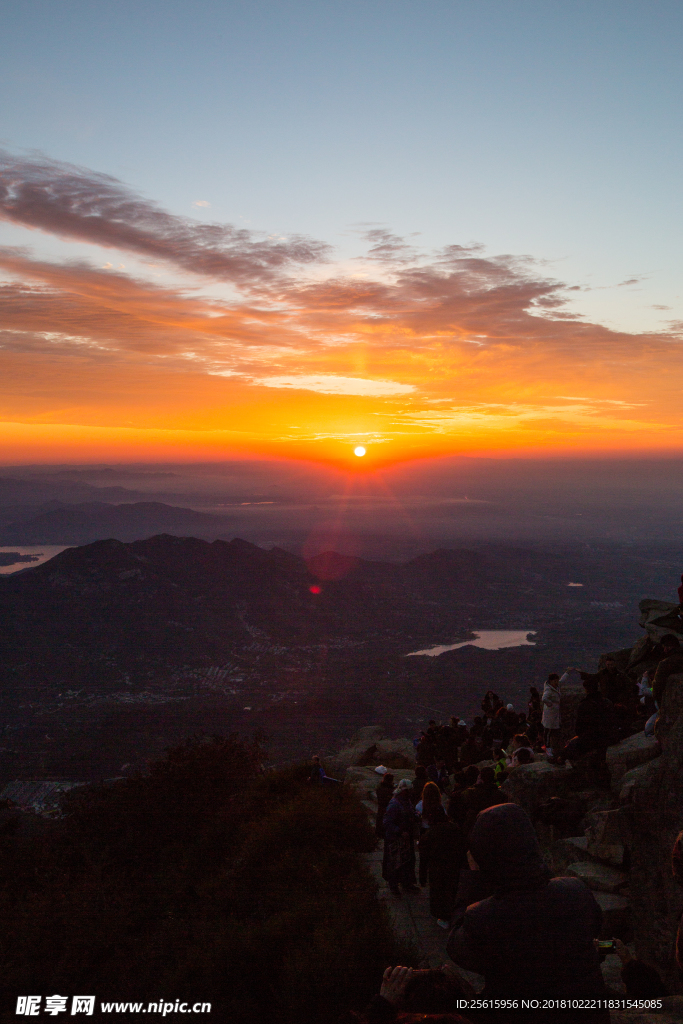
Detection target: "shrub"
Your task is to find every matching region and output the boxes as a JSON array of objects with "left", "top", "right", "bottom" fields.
[{"left": 0, "top": 736, "right": 412, "bottom": 1024}]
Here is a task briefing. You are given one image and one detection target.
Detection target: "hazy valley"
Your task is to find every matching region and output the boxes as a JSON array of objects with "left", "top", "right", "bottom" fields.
[{"left": 1, "top": 526, "right": 681, "bottom": 782}]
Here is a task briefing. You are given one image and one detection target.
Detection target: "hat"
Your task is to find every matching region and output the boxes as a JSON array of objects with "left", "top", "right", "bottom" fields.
[
  {"left": 506, "top": 704, "right": 514, "bottom": 711},
  {"left": 374, "top": 765, "right": 388, "bottom": 775},
  {"left": 395, "top": 778, "right": 412, "bottom": 792}
]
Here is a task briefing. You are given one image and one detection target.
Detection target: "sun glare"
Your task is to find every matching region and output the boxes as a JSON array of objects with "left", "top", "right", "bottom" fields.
[{"left": 354, "top": 446, "right": 366, "bottom": 457}]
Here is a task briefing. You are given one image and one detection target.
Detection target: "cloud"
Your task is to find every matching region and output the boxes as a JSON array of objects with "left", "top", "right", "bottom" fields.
[
  {"left": 0, "top": 152, "right": 329, "bottom": 285},
  {"left": 251, "top": 375, "right": 416, "bottom": 396},
  {"left": 1, "top": 151, "right": 683, "bottom": 456},
  {"left": 362, "top": 228, "right": 419, "bottom": 265},
  {"left": 192, "top": 200, "right": 211, "bottom": 208}
]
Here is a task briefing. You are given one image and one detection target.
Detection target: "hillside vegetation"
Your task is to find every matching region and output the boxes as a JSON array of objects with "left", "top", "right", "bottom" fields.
[{"left": 0, "top": 736, "right": 409, "bottom": 1024}]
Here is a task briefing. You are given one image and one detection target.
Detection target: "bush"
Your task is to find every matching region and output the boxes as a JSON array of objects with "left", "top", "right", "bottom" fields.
[{"left": 0, "top": 736, "right": 412, "bottom": 1024}]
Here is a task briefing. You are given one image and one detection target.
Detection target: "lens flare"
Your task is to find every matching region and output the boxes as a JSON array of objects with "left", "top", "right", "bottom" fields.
[{"left": 354, "top": 446, "right": 366, "bottom": 457}]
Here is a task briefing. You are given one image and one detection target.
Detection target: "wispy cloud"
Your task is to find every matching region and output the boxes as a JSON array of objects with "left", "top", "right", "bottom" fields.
[
  {"left": 1, "top": 152, "right": 683, "bottom": 457},
  {"left": 251, "top": 375, "right": 416, "bottom": 396},
  {"left": 0, "top": 152, "right": 329, "bottom": 285}
]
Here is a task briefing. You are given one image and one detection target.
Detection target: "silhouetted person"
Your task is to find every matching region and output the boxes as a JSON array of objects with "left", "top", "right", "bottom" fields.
[
  {"left": 419, "top": 808, "right": 467, "bottom": 927},
  {"left": 447, "top": 765, "right": 479, "bottom": 826},
  {"left": 410, "top": 765, "right": 428, "bottom": 806},
  {"left": 609, "top": 938, "right": 668, "bottom": 998},
  {"left": 427, "top": 759, "right": 450, "bottom": 792},
  {"left": 541, "top": 673, "right": 561, "bottom": 757},
  {"left": 375, "top": 773, "right": 395, "bottom": 837},
  {"left": 528, "top": 686, "right": 541, "bottom": 717},
  {"left": 416, "top": 781, "right": 446, "bottom": 886},
  {"left": 550, "top": 679, "right": 616, "bottom": 765},
  {"left": 508, "top": 733, "right": 534, "bottom": 767},
  {"left": 360, "top": 965, "right": 473, "bottom": 1023},
  {"left": 448, "top": 804, "right": 609, "bottom": 1022},
  {"left": 382, "top": 779, "right": 419, "bottom": 897},
  {"left": 462, "top": 765, "right": 508, "bottom": 837},
  {"left": 309, "top": 754, "right": 339, "bottom": 784},
  {"left": 416, "top": 732, "right": 435, "bottom": 767},
  {"left": 583, "top": 656, "right": 635, "bottom": 705}
]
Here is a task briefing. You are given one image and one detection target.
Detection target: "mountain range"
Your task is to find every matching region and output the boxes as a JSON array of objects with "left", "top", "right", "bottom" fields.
[{"left": 1, "top": 533, "right": 681, "bottom": 780}]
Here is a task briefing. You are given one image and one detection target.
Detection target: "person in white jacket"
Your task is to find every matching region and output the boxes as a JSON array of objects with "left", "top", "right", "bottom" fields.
[
  {"left": 541, "top": 673, "right": 562, "bottom": 758},
  {"left": 541, "top": 667, "right": 579, "bottom": 759}
]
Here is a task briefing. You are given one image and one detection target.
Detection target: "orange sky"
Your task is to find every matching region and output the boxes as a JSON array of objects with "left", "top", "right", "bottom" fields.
[{"left": 1, "top": 154, "right": 682, "bottom": 468}]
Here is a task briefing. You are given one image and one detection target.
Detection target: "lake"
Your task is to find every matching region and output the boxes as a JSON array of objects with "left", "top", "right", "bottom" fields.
[
  {"left": 0, "top": 546, "right": 71, "bottom": 575},
  {"left": 407, "top": 630, "right": 537, "bottom": 657}
]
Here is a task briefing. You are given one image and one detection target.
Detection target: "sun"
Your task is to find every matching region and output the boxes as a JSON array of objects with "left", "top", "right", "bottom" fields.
[{"left": 353, "top": 446, "right": 366, "bottom": 457}]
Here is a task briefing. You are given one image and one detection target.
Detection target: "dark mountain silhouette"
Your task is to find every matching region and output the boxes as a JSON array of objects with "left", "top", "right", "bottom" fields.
[{"left": 1, "top": 533, "right": 682, "bottom": 779}]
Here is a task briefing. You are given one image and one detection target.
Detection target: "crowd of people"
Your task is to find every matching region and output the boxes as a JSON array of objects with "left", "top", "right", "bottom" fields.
[
  {"left": 372, "top": 645, "right": 681, "bottom": 908},
  {"left": 339, "top": 636, "right": 683, "bottom": 1022}
]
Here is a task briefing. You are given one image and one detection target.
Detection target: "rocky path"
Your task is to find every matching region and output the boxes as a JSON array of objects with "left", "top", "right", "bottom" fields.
[
  {"left": 345, "top": 733, "right": 683, "bottom": 1021},
  {"left": 349, "top": 766, "right": 484, "bottom": 985},
  {"left": 365, "top": 844, "right": 452, "bottom": 968}
]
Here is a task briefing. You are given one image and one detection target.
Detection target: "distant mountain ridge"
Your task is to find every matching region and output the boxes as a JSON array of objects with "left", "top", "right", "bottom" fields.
[
  {"left": 0, "top": 501, "right": 239, "bottom": 544},
  {"left": 1, "top": 532, "right": 678, "bottom": 780}
]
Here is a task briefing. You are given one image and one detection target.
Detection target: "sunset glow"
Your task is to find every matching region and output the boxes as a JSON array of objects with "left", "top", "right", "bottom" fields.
[
  {"left": 0, "top": 152, "right": 682, "bottom": 468},
  {"left": 1, "top": 0, "right": 682, "bottom": 472},
  {"left": 354, "top": 447, "right": 367, "bottom": 458}
]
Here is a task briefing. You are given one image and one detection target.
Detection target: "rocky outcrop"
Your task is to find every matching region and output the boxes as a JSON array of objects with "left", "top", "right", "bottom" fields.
[
  {"left": 566, "top": 861, "right": 629, "bottom": 894},
  {"left": 607, "top": 732, "right": 660, "bottom": 790},
  {"left": 327, "top": 727, "right": 416, "bottom": 772},
  {"left": 638, "top": 600, "right": 683, "bottom": 645},
  {"left": 584, "top": 807, "right": 628, "bottom": 866},
  {"left": 655, "top": 672, "right": 683, "bottom": 747},
  {"left": 499, "top": 762, "right": 578, "bottom": 817},
  {"left": 620, "top": 708, "right": 683, "bottom": 993}
]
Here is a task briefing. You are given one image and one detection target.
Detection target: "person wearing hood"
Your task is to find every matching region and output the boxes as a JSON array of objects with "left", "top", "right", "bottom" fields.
[{"left": 447, "top": 803, "right": 608, "bottom": 1022}]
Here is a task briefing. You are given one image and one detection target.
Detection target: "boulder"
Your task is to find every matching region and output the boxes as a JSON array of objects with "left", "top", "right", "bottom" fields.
[
  {"left": 593, "top": 892, "right": 632, "bottom": 940},
  {"left": 374, "top": 738, "right": 416, "bottom": 768},
  {"left": 607, "top": 731, "right": 660, "bottom": 790},
  {"left": 559, "top": 683, "right": 586, "bottom": 744},
  {"left": 349, "top": 726, "right": 386, "bottom": 745},
  {"left": 343, "top": 766, "right": 414, "bottom": 801},
  {"left": 655, "top": 672, "right": 683, "bottom": 748},
  {"left": 585, "top": 808, "right": 628, "bottom": 866},
  {"left": 500, "top": 761, "right": 575, "bottom": 817},
  {"left": 326, "top": 726, "right": 388, "bottom": 771},
  {"left": 328, "top": 728, "right": 417, "bottom": 771},
  {"left": 566, "top": 861, "right": 629, "bottom": 893},
  {"left": 618, "top": 758, "right": 662, "bottom": 805},
  {"left": 550, "top": 835, "right": 593, "bottom": 875},
  {"left": 639, "top": 599, "right": 683, "bottom": 644},
  {"left": 536, "top": 795, "right": 587, "bottom": 837},
  {"left": 620, "top": 705, "right": 683, "bottom": 992}
]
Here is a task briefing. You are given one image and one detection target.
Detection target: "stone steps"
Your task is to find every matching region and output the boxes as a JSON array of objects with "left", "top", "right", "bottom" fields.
[{"left": 567, "top": 860, "right": 630, "bottom": 893}]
